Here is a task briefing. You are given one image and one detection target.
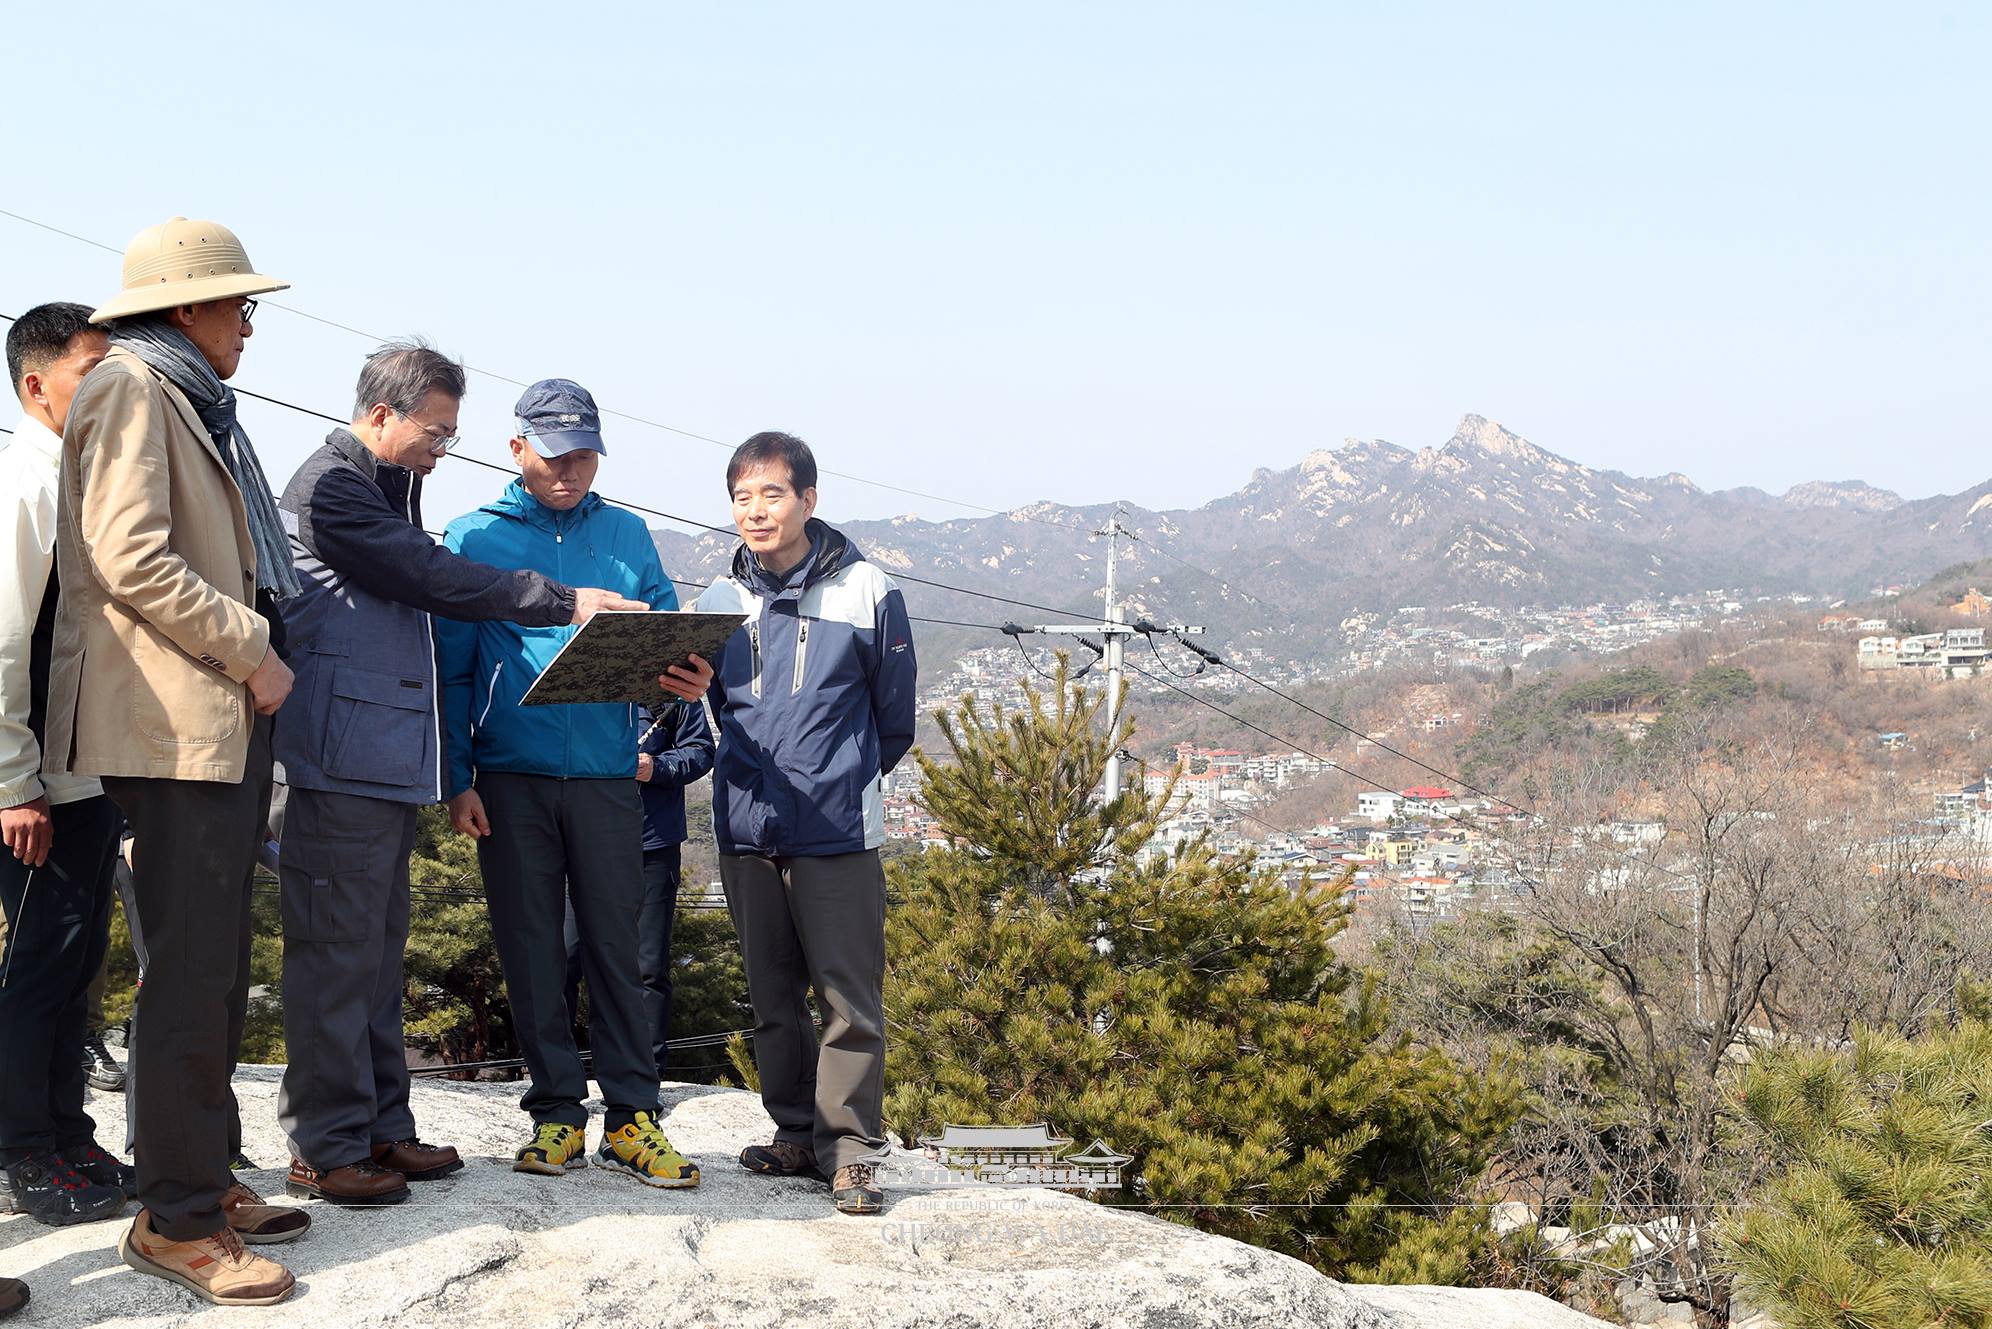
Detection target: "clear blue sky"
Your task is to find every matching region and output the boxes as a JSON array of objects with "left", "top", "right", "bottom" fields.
[{"left": 4, "top": 2, "right": 1985, "bottom": 533}]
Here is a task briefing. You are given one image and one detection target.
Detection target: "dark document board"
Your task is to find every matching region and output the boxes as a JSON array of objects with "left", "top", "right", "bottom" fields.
[{"left": 520, "top": 610, "right": 746, "bottom": 707}]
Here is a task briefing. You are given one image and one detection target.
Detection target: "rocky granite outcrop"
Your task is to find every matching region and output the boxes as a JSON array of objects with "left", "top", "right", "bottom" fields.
[{"left": 1, "top": 1067, "right": 1612, "bottom": 1328}]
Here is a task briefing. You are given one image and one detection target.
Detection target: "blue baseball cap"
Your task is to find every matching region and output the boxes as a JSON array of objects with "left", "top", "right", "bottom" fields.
[{"left": 514, "top": 378, "right": 607, "bottom": 458}]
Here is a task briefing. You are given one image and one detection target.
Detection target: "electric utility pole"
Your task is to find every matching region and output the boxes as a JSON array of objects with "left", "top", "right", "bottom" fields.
[{"left": 1007, "top": 507, "right": 1203, "bottom": 800}]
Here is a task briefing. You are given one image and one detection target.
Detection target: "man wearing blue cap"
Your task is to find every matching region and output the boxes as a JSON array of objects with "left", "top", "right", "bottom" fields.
[{"left": 436, "top": 380, "right": 706, "bottom": 1188}]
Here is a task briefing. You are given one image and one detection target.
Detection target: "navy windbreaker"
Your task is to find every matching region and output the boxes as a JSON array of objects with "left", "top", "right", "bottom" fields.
[{"left": 694, "top": 520, "right": 916, "bottom": 857}]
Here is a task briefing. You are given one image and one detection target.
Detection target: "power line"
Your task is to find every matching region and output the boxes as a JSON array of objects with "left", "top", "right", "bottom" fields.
[
  {"left": 0, "top": 208, "right": 1096, "bottom": 533},
  {"left": 1164, "top": 634, "right": 1530, "bottom": 818},
  {"left": 1, "top": 327, "right": 1094, "bottom": 625},
  {"left": 1123, "top": 658, "right": 1706, "bottom": 890}
]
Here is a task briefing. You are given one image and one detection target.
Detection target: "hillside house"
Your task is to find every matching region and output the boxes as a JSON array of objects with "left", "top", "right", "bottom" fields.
[
  {"left": 1400, "top": 786, "right": 1455, "bottom": 816},
  {"left": 1858, "top": 636, "right": 1898, "bottom": 668},
  {"left": 1357, "top": 791, "right": 1402, "bottom": 821},
  {"left": 1954, "top": 588, "right": 1991, "bottom": 619}
]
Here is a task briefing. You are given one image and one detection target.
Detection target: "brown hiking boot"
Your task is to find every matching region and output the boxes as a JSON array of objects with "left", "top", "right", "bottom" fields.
[
  {"left": 0, "top": 1276, "right": 26, "bottom": 1319},
  {"left": 832, "top": 1163, "right": 883, "bottom": 1215},
  {"left": 371, "top": 1138, "right": 463, "bottom": 1181},
  {"left": 222, "top": 1181, "right": 311, "bottom": 1245},
  {"left": 285, "top": 1158, "right": 410, "bottom": 1206},
  {"left": 118, "top": 1209, "right": 295, "bottom": 1306},
  {"left": 739, "top": 1140, "right": 817, "bottom": 1176}
]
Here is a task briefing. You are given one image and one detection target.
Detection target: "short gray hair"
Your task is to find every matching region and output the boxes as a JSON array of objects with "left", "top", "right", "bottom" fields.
[{"left": 351, "top": 338, "right": 466, "bottom": 421}]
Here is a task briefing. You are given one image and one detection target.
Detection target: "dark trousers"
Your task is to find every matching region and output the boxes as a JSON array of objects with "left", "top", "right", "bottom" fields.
[
  {"left": 477, "top": 774, "right": 657, "bottom": 1127},
  {"left": 111, "top": 851, "right": 244, "bottom": 1162},
  {"left": 719, "top": 849, "right": 887, "bottom": 1174},
  {"left": 102, "top": 717, "right": 273, "bottom": 1242},
  {"left": 566, "top": 845, "right": 682, "bottom": 1079},
  {"left": 0, "top": 795, "right": 120, "bottom": 1163},
  {"left": 276, "top": 788, "right": 418, "bottom": 1169}
]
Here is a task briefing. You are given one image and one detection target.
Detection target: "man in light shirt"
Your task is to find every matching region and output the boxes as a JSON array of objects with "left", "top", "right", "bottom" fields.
[{"left": 0, "top": 303, "right": 133, "bottom": 1235}]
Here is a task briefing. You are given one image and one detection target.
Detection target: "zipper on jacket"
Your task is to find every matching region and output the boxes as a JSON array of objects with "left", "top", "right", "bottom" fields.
[
  {"left": 477, "top": 661, "right": 505, "bottom": 727},
  {"left": 557, "top": 519, "right": 570, "bottom": 774},
  {"left": 748, "top": 622, "right": 763, "bottom": 700},
  {"left": 409, "top": 482, "right": 444, "bottom": 802},
  {"left": 792, "top": 619, "right": 810, "bottom": 694}
]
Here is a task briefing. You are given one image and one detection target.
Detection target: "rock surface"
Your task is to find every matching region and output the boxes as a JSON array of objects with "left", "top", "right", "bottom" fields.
[{"left": 2, "top": 1067, "right": 1613, "bottom": 1328}]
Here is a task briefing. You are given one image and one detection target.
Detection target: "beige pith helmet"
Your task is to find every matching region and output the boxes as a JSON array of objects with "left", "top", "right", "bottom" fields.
[{"left": 88, "top": 216, "right": 289, "bottom": 325}]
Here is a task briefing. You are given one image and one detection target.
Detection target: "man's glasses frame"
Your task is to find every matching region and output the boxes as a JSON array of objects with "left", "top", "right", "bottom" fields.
[{"left": 393, "top": 405, "right": 462, "bottom": 455}]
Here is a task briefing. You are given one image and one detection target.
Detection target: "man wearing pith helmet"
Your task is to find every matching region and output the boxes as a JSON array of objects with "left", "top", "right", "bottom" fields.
[{"left": 46, "top": 217, "right": 309, "bottom": 1305}]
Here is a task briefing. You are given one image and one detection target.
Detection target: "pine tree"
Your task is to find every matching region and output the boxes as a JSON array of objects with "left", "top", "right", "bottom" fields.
[
  {"left": 882, "top": 658, "right": 1520, "bottom": 1281},
  {"left": 1725, "top": 1013, "right": 1992, "bottom": 1329}
]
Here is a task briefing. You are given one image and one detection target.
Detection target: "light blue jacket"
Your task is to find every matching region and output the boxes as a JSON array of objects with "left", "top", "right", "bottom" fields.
[{"left": 437, "top": 481, "right": 676, "bottom": 797}]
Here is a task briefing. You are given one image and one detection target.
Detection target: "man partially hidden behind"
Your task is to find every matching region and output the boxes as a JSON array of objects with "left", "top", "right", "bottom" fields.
[
  {"left": 437, "top": 379, "right": 708, "bottom": 1188},
  {"left": 274, "top": 342, "right": 643, "bottom": 1206},
  {"left": 694, "top": 432, "right": 916, "bottom": 1215},
  {"left": 45, "top": 218, "right": 308, "bottom": 1305},
  {"left": 0, "top": 304, "right": 131, "bottom": 1240}
]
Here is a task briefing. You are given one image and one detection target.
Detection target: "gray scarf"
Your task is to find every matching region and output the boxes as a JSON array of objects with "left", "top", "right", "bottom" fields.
[{"left": 110, "top": 321, "right": 300, "bottom": 600}]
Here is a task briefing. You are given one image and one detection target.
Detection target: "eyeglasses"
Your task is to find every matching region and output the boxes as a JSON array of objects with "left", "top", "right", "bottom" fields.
[
  {"left": 238, "top": 298, "right": 258, "bottom": 326},
  {"left": 394, "top": 405, "right": 462, "bottom": 455}
]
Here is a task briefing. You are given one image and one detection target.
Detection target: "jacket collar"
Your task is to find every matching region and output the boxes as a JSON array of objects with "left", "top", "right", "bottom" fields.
[
  {"left": 7, "top": 414, "right": 61, "bottom": 463},
  {"left": 104, "top": 346, "right": 228, "bottom": 475},
  {"left": 731, "top": 518, "right": 856, "bottom": 598},
  {"left": 327, "top": 426, "right": 379, "bottom": 477},
  {"left": 325, "top": 426, "right": 422, "bottom": 517}
]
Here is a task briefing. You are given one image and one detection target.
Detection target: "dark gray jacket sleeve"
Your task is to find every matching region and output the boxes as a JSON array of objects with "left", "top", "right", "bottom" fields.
[{"left": 301, "top": 466, "right": 576, "bottom": 625}]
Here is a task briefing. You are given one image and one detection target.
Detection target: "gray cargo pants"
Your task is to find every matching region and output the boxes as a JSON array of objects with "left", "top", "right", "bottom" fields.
[
  {"left": 276, "top": 787, "right": 419, "bottom": 1169},
  {"left": 719, "top": 849, "right": 888, "bottom": 1174}
]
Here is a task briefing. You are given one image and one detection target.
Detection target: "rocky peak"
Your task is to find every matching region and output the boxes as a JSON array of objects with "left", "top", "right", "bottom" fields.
[{"left": 1781, "top": 480, "right": 1904, "bottom": 513}]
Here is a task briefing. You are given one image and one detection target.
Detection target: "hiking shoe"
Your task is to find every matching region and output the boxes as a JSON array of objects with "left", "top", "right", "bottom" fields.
[
  {"left": 228, "top": 1150, "right": 257, "bottom": 1173},
  {"left": 284, "top": 1158, "right": 409, "bottom": 1206},
  {"left": 83, "top": 1034, "right": 125, "bottom": 1092},
  {"left": 594, "top": 1112, "right": 699, "bottom": 1189},
  {"left": 832, "top": 1163, "right": 883, "bottom": 1215},
  {"left": 222, "top": 1182, "right": 311, "bottom": 1244},
  {"left": 739, "top": 1140, "right": 817, "bottom": 1176},
  {"left": 60, "top": 1142, "right": 137, "bottom": 1199},
  {"left": 0, "top": 1276, "right": 25, "bottom": 1320},
  {"left": 372, "top": 1137, "right": 463, "bottom": 1181},
  {"left": 119, "top": 1208, "right": 294, "bottom": 1306},
  {"left": 513, "top": 1122, "right": 587, "bottom": 1175},
  {"left": 0, "top": 1151, "right": 126, "bottom": 1226}
]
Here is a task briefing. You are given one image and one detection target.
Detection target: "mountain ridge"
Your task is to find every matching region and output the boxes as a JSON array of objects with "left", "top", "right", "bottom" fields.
[{"left": 654, "top": 415, "right": 1992, "bottom": 658}]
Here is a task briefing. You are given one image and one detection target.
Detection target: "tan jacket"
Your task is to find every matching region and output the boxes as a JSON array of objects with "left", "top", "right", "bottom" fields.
[{"left": 44, "top": 348, "right": 270, "bottom": 782}]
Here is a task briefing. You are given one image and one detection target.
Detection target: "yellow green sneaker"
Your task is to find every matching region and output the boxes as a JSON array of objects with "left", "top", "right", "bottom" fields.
[
  {"left": 593, "top": 1112, "right": 699, "bottom": 1189},
  {"left": 513, "top": 1122, "right": 587, "bottom": 1175}
]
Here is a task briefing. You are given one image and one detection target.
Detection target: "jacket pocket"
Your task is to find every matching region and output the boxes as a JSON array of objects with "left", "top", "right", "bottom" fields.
[
  {"left": 129, "top": 630, "right": 241, "bottom": 745},
  {"left": 323, "top": 666, "right": 431, "bottom": 787},
  {"left": 278, "top": 836, "right": 374, "bottom": 944}
]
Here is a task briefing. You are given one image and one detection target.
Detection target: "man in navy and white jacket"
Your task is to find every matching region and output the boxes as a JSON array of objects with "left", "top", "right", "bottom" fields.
[{"left": 694, "top": 431, "right": 915, "bottom": 1216}]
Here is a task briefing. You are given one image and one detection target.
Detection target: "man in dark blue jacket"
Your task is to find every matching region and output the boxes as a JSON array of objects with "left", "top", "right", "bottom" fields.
[
  {"left": 694, "top": 431, "right": 915, "bottom": 1216},
  {"left": 275, "top": 344, "right": 644, "bottom": 1208},
  {"left": 437, "top": 379, "right": 704, "bottom": 1191}
]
